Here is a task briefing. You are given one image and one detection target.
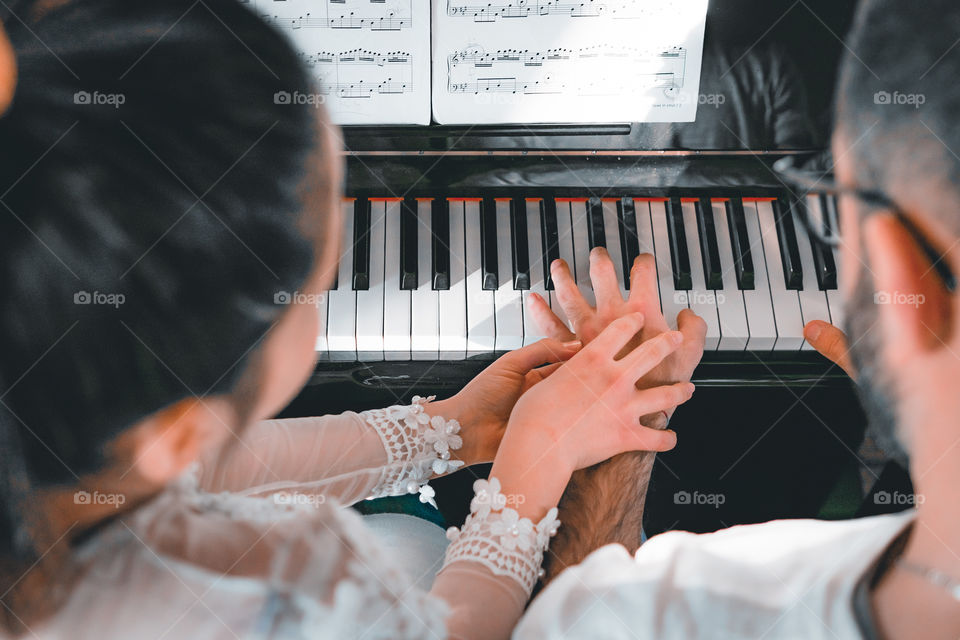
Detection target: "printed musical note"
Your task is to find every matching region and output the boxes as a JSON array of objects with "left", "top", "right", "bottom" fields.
[
  {"left": 252, "top": 0, "right": 430, "bottom": 123},
  {"left": 445, "top": 0, "right": 682, "bottom": 23},
  {"left": 447, "top": 46, "right": 686, "bottom": 97},
  {"left": 247, "top": 0, "right": 413, "bottom": 30},
  {"left": 300, "top": 49, "right": 414, "bottom": 98}
]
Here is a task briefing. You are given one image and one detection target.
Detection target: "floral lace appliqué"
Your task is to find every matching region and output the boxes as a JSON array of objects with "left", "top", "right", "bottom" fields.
[
  {"left": 442, "top": 477, "right": 560, "bottom": 595},
  {"left": 363, "top": 396, "right": 463, "bottom": 506}
]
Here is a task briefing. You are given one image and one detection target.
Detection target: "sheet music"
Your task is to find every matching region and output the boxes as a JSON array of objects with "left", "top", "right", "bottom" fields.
[
  {"left": 432, "top": 0, "right": 709, "bottom": 124},
  {"left": 247, "top": 0, "right": 431, "bottom": 124}
]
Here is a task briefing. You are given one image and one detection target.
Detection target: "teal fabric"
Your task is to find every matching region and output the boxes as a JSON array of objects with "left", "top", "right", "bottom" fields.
[{"left": 353, "top": 494, "right": 446, "bottom": 529}]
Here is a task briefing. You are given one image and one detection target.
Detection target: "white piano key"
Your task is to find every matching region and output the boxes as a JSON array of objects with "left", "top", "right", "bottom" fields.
[
  {"left": 710, "top": 200, "right": 750, "bottom": 350},
  {"left": 356, "top": 199, "right": 386, "bottom": 358},
  {"left": 795, "top": 198, "right": 832, "bottom": 351},
  {"left": 648, "top": 199, "right": 689, "bottom": 330},
  {"left": 602, "top": 198, "right": 628, "bottom": 298},
  {"left": 551, "top": 199, "right": 576, "bottom": 328},
  {"left": 739, "top": 200, "right": 779, "bottom": 351},
  {"left": 411, "top": 199, "right": 440, "bottom": 360},
  {"left": 681, "top": 200, "right": 722, "bottom": 350},
  {"left": 568, "top": 199, "right": 595, "bottom": 307},
  {"left": 634, "top": 199, "right": 656, "bottom": 255},
  {"left": 523, "top": 199, "right": 549, "bottom": 346},
  {"left": 465, "top": 199, "right": 496, "bottom": 353},
  {"left": 382, "top": 200, "right": 411, "bottom": 360},
  {"left": 439, "top": 200, "right": 468, "bottom": 359},
  {"left": 495, "top": 199, "right": 524, "bottom": 351},
  {"left": 755, "top": 199, "right": 805, "bottom": 350},
  {"left": 326, "top": 199, "right": 357, "bottom": 360}
]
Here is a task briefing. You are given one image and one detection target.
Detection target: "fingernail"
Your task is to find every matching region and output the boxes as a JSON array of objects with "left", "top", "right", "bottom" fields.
[
  {"left": 590, "top": 246, "right": 607, "bottom": 259},
  {"left": 670, "top": 331, "right": 683, "bottom": 345},
  {"left": 562, "top": 340, "right": 583, "bottom": 350},
  {"left": 805, "top": 322, "right": 823, "bottom": 342},
  {"left": 687, "top": 382, "right": 696, "bottom": 395},
  {"left": 551, "top": 259, "right": 562, "bottom": 272}
]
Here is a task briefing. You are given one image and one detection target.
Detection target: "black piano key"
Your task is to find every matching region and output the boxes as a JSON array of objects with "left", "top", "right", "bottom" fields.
[
  {"left": 665, "top": 197, "right": 693, "bottom": 291},
  {"left": 480, "top": 198, "right": 499, "bottom": 290},
  {"left": 725, "top": 198, "right": 755, "bottom": 290},
  {"left": 352, "top": 197, "right": 371, "bottom": 291},
  {"left": 773, "top": 196, "right": 804, "bottom": 290},
  {"left": 809, "top": 195, "right": 837, "bottom": 290},
  {"left": 431, "top": 199, "right": 451, "bottom": 290},
  {"left": 695, "top": 197, "right": 724, "bottom": 290},
  {"left": 821, "top": 193, "right": 840, "bottom": 234},
  {"left": 510, "top": 198, "right": 531, "bottom": 290},
  {"left": 399, "top": 198, "right": 418, "bottom": 290},
  {"left": 618, "top": 197, "right": 640, "bottom": 290},
  {"left": 587, "top": 197, "right": 606, "bottom": 250},
  {"left": 540, "top": 198, "right": 560, "bottom": 291}
]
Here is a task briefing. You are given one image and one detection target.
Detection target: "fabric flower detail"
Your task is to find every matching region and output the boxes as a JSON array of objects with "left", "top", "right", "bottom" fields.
[
  {"left": 469, "top": 478, "right": 507, "bottom": 519},
  {"left": 490, "top": 508, "right": 534, "bottom": 551},
  {"left": 418, "top": 484, "right": 437, "bottom": 509}
]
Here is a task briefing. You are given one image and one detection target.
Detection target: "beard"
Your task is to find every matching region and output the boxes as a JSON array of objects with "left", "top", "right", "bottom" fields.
[{"left": 844, "top": 267, "right": 910, "bottom": 467}]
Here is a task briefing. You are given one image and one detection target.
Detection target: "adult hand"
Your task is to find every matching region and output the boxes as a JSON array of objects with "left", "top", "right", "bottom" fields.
[
  {"left": 804, "top": 320, "right": 856, "bottom": 379},
  {"left": 490, "top": 314, "right": 695, "bottom": 520},
  {"left": 529, "top": 249, "right": 706, "bottom": 418}
]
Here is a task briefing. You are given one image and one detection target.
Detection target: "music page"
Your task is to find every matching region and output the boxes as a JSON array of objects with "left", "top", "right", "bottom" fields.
[
  {"left": 431, "top": 0, "right": 709, "bottom": 124},
  {"left": 246, "top": 0, "right": 431, "bottom": 124}
]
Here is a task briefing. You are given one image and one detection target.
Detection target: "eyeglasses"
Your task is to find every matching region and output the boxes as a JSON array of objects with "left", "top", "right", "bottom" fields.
[{"left": 773, "top": 154, "right": 956, "bottom": 293}]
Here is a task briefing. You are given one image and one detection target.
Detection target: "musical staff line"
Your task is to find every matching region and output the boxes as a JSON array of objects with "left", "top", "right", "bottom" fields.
[
  {"left": 247, "top": 0, "right": 413, "bottom": 30},
  {"left": 447, "top": 45, "right": 686, "bottom": 96},
  {"left": 446, "top": 0, "right": 681, "bottom": 23},
  {"left": 301, "top": 49, "right": 414, "bottom": 98}
]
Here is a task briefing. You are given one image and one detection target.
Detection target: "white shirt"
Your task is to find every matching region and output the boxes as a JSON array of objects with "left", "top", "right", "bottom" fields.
[{"left": 518, "top": 511, "right": 915, "bottom": 639}]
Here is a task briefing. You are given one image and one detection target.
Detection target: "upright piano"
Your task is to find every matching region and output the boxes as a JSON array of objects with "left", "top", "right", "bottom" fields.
[{"left": 284, "top": 0, "right": 871, "bottom": 534}]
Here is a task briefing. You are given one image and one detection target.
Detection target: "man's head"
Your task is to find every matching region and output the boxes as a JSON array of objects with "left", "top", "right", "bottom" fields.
[{"left": 834, "top": 0, "right": 960, "bottom": 465}]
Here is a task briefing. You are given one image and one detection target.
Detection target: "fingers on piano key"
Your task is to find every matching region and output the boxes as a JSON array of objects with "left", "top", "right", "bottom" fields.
[{"left": 588, "top": 247, "right": 622, "bottom": 311}]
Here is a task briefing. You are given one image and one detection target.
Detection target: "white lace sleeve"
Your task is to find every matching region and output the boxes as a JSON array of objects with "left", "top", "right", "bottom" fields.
[
  {"left": 442, "top": 477, "right": 561, "bottom": 595},
  {"left": 363, "top": 395, "right": 465, "bottom": 503}
]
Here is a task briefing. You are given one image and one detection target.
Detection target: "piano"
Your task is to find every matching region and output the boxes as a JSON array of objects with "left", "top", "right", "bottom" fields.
[
  {"left": 284, "top": 0, "right": 871, "bottom": 535},
  {"left": 312, "top": 149, "right": 848, "bottom": 389}
]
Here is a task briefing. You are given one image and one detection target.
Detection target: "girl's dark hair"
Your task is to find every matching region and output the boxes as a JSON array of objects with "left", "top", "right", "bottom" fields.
[{"left": 0, "top": 0, "right": 326, "bottom": 629}]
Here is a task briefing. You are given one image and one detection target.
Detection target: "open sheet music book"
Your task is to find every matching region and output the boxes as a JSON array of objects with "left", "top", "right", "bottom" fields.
[{"left": 249, "top": 0, "right": 708, "bottom": 126}]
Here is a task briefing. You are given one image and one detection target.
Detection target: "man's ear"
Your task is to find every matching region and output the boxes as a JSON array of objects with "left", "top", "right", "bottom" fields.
[
  {"left": 124, "top": 398, "right": 228, "bottom": 485},
  {"left": 0, "top": 22, "right": 15, "bottom": 115},
  {"left": 863, "top": 213, "right": 954, "bottom": 363}
]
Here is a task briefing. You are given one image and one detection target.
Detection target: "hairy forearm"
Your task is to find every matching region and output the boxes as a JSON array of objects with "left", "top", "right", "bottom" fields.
[{"left": 540, "top": 449, "right": 657, "bottom": 586}]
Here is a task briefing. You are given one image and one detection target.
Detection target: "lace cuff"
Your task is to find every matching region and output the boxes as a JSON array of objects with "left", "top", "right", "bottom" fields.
[
  {"left": 363, "top": 396, "right": 464, "bottom": 504},
  {"left": 442, "top": 477, "right": 560, "bottom": 595}
]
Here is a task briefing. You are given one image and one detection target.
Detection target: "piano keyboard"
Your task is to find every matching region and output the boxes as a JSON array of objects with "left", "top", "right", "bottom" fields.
[{"left": 317, "top": 194, "right": 843, "bottom": 361}]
